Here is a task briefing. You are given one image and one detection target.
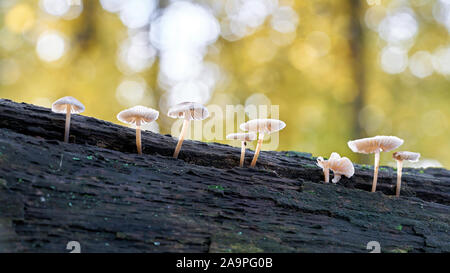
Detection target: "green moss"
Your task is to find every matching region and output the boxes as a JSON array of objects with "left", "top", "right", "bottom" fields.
[
  {"left": 0, "top": 178, "right": 7, "bottom": 187},
  {"left": 208, "top": 185, "right": 225, "bottom": 191},
  {"left": 395, "top": 225, "right": 403, "bottom": 231},
  {"left": 229, "top": 243, "right": 264, "bottom": 253},
  {"left": 390, "top": 248, "right": 408, "bottom": 253},
  {"left": 284, "top": 151, "right": 312, "bottom": 158}
]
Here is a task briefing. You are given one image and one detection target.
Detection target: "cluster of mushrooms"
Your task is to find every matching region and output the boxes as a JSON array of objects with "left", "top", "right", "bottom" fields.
[
  {"left": 317, "top": 136, "right": 420, "bottom": 196},
  {"left": 51, "top": 96, "right": 420, "bottom": 197},
  {"left": 51, "top": 97, "right": 285, "bottom": 167}
]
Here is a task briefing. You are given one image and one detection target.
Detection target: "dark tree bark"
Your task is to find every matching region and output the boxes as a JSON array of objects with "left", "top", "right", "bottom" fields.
[{"left": 0, "top": 99, "right": 449, "bottom": 253}]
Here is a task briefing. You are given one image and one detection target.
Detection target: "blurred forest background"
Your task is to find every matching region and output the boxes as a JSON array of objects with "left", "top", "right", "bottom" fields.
[{"left": 0, "top": 0, "right": 449, "bottom": 168}]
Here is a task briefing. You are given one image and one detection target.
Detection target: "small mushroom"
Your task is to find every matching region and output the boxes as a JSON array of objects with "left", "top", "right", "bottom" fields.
[
  {"left": 51, "top": 96, "right": 85, "bottom": 143},
  {"left": 240, "top": 119, "right": 286, "bottom": 167},
  {"left": 348, "top": 135, "right": 403, "bottom": 192},
  {"left": 316, "top": 152, "right": 355, "bottom": 183},
  {"left": 117, "top": 106, "right": 159, "bottom": 155},
  {"left": 393, "top": 151, "right": 420, "bottom": 197},
  {"left": 226, "top": 132, "right": 257, "bottom": 167},
  {"left": 168, "top": 102, "right": 209, "bottom": 158}
]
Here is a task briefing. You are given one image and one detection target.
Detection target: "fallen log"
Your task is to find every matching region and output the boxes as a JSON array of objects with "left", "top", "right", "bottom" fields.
[{"left": 0, "top": 99, "right": 449, "bottom": 252}]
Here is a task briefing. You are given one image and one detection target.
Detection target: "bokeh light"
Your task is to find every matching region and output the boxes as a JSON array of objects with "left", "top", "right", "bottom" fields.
[
  {"left": 409, "top": 51, "right": 434, "bottom": 78},
  {"left": 380, "top": 46, "right": 408, "bottom": 74},
  {"left": 5, "top": 3, "right": 35, "bottom": 33},
  {"left": 119, "top": 0, "right": 157, "bottom": 29},
  {"left": 40, "top": 0, "right": 70, "bottom": 17},
  {"left": 36, "top": 31, "right": 66, "bottom": 62},
  {"left": 378, "top": 9, "right": 418, "bottom": 45}
]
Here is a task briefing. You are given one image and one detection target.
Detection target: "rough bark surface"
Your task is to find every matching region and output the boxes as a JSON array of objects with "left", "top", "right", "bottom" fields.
[{"left": 0, "top": 99, "right": 449, "bottom": 253}]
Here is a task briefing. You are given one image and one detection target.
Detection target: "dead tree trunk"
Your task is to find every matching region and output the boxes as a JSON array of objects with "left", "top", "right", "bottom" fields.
[{"left": 0, "top": 99, "right": 449, "bottom": 253}]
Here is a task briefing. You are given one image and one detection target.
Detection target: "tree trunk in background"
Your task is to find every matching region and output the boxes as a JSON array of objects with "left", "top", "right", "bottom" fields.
[
  {"left": 348, "top": 0, "right": 367, "bottom": 163},
  {"left": 75, "top": 0, "right": 96, "bottom": 50}
]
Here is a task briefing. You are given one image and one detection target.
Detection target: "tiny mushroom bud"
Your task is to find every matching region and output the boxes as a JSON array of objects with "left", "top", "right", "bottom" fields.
[
  {"left": 226, "top": 132, "right": 257, "bottom": 167},
  {"left": 348, "top": 135, "right": 403, "bottom": 192},
  {"left": 168, "top": 102, "right": 209, "bottom": 159},
  {"left": 316, "top": 152, "right": 355, "bottom": 183},
  {"left": 240, "top": 119, "right": 286, "bottom": 167},
  {"left": 117, "top": 106, "right": 159, "bottom": 155},
  {"left": 51, "top": 96, "right": 85, "bottom": 143},
  {"left": 393, "top": 151, "right": 420, "bottom": 197}
]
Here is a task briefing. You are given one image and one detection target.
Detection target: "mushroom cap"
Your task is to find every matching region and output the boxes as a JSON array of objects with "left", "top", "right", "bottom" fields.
[
  {"left": 239, "top": 119, "right": 286, "bottom": 134},
  {"left": 348, "top": 135, "right": 404, "bottom": 154},
  {"left": 317, "top": 152, "right": 355, "bottom": 178},
  {"left": 226, "top": 132, "right": 257, "bottom": 141},
  {"left": 393, "top": 151, "right": 421, "bottom": 162},
  {"left": 52, "top": 96, "right": 85, "bottom": 114},
  {"left": 167, "top": 102, "right": 209, "bottom": 121},
  {"left": 117, "top": 105, "right": 159, "bottom": 125}
]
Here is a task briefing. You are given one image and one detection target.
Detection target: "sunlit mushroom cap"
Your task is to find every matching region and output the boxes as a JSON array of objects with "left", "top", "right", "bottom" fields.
[
  {"left": 167, "top": 102, "right": 209, "bottom": 121},
  {"left": 226, "top": 132, "right": 257, "bottom": 141},
  {"left": 239, "top": 119, "right": 286, "bottom": 134},
  {"left": 393, "top": 151, "right": 421, "bottom": 162},
  {"left": 348, "top": 136, "right": 403, "bottom": 154},
  {"left": 317, "top": 152, "right": 355, "bottom": 178},
  {"left": 52, "top": 96, "right": 85, "bottom": 114},
  {"left": 117, "top": 105, "right": 159, "bottom": 125}
]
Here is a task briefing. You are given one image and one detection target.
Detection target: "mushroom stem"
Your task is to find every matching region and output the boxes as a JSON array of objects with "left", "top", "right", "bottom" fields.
[
  {"left": 240, "top": 141, "right": 246, "bottom": 167},
  {"left": 396, "top": 159, "right": 403, "bottom": 197},
  {"left": 64, "top": 105, "right": 71, "bottom": 143},
  {"left": 136, "top": 120, "right": 142, "bottom": 155},
  {"left": 173, "top": 119, "right": 190, "bottom": 159},
  {"left": 372, "top": 150, "right": 380, "bottom": 192},
  {"left": 323, "top": 167, "right": 330, "bottom": 183},
  {"left": 332, "top": 174, "right": 342, "bottom": 184},
  {"left": 250, "top": 133, "right": 264, "bottom": 167}
]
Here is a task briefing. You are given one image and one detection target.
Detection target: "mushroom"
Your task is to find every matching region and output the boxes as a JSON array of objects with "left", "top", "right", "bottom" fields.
[
  {"left": 316, "top": 152, "right": 355, "bottom": 183},
  {"left": 226, "top": 132, "right": 257, "bottom": 167},
  {"left": 393, "top": 151, "right": 420, "bottom": 197},
  {"left": 117, "top": 105, "right": 159, "bottom": 155},
  {"left": 348, "top": 135, "right": 403, "bottom": 192},
  {"left": 168, "top": 102, "right": 209, "bottom": 158},
  {"left": 51, "top": 96, "right": 85, "bottom": 143},
  {"left": 240, "top": 119, "right": 286, "bottom": 167}
]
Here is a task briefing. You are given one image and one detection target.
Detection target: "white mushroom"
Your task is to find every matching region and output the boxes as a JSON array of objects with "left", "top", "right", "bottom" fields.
[
  {"left": 51, "top": 96, "right": 85, "bottom": 143},
  {"left": 348, "top": 135, "right": 403, "bottom": 192},
  {"left": 117, "top": 106, "right": 159, "bottom": 155},
  {"left": 316, "top": 152, "right": 355, "bottom": 183},
  {"left": 168, "top": 102, "right": 209, "bottom": 158},
  {"left": 240, "top": 119, "right": 286, "bottom": 167},
  {"left": 393, "top": 151, "right": 421, "bottom": 197},
  {"left": 226, "top": 132, "right": 257, "bottom": 167}
]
